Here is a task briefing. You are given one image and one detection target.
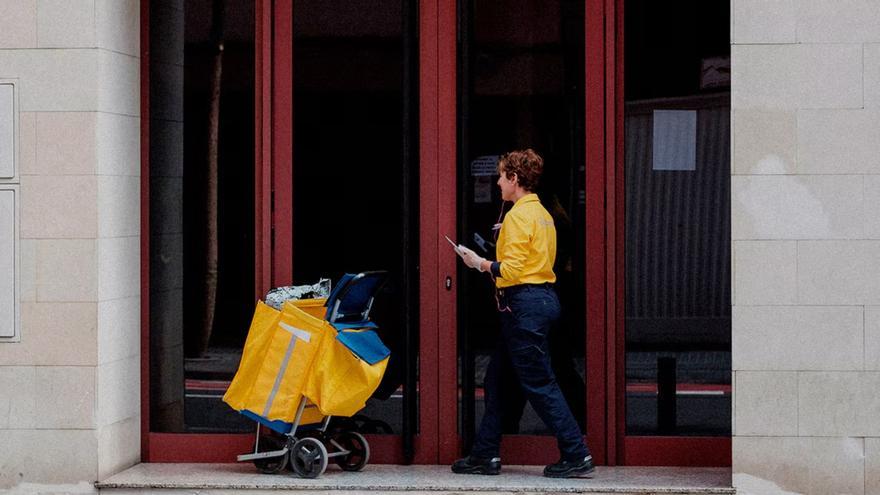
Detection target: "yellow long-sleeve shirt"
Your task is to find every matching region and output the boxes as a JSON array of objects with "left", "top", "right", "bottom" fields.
[{"left": 492, "top": 193, "right": 557, "bottom": 288}]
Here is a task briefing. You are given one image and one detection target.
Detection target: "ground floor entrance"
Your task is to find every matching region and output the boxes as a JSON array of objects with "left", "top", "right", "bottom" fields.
[{"left": 143, "top": 0, "right": 731, "bottom": 467}]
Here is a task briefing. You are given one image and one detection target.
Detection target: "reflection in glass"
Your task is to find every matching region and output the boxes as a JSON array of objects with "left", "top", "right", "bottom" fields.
[
  {"left": 149, "top": 0, "right": 256, "bottom": 432},
  {"left": 624, "top": 0, "right": 731, "bottom": 436},
  {"left": 291, "top": 0, "right": 418, "bottom": 436}
]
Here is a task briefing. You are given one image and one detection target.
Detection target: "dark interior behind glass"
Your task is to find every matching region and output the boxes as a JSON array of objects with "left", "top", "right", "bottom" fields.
[{"left": 624, "top": 0, "right": 731, "bottom": 436}]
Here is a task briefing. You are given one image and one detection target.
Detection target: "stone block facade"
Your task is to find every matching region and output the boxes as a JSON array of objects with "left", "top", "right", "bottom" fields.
[
  {"left": 732, "top": 0, "right": 880, "bottom": 493},
  {"left": 1, "top": 0, "right": 879, "bottom": 493},
  {"left": 0, "top": 0, "right": 141, "bottom": 490}
]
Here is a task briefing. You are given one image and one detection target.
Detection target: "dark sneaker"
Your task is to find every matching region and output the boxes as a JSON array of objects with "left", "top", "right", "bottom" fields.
[
  {"left": 543, "top": 455, "right": 595, "bottom": 478},
  {"left": 451, "top": 456, "right": 501, "bottom": 475}
]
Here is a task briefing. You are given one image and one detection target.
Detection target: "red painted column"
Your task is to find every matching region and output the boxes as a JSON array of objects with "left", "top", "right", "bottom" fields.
[
  {"left": 585, "top": 0, "right": 608, "bottom": 467},
  {"left": 418, "top": 0, "right": 441, "bottom": 465},
  {"left": 271, "top": 0, "right": 293, "bottom": 286},
  {"left": 436, "top": 0, "right": 459, "bottom": 465}
]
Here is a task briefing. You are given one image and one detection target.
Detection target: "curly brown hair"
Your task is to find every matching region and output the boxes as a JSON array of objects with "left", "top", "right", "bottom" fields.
[{"left": 498, "top": 148, "right": 544, "bottom": 192}]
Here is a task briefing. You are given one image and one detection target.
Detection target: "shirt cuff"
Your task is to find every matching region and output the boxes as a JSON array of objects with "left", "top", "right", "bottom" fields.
[{"left": 490, "top": 262, "right": 502, "bottom": 278}]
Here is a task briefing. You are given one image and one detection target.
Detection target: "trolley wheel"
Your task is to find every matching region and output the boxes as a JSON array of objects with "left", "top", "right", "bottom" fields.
[
  {"left": 334, "top": 431, "right": 370, "bottom": 472},
  {"left": 290, "top": 437, "right": 329, "bottom": 478},
  {"left": 252, "top": 436, "right": 289, "bottom": 474}
]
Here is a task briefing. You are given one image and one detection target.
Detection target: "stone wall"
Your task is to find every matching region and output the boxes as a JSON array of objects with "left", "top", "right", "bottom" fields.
[
  {"left": 0, "top": 0, "right": 141, "bottom": 489},
  {"left": 731, "top": 1, "right": 880, "bottom": 493}
]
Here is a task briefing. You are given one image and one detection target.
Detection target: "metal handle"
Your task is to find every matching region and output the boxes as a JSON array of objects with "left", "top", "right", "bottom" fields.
[{"left": 445, "top": 276, "right": 452, "bottom": 291}]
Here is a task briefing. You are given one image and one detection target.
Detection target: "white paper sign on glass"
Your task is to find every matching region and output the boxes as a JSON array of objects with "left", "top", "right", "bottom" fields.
[{"left": 652, "top": 110, "right": 696, "bottom": 171}]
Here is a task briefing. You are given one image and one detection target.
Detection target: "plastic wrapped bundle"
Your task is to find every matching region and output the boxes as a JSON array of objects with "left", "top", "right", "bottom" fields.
[{"left": 264, "top": 278, "right": 331, "bottom": 310}]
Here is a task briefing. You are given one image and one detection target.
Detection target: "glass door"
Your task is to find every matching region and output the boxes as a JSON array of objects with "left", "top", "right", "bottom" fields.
[
  {"left": 455, "top": 0, "right": 590, "bottom": 466},
  {"left": 620, "top": 0, "right": 731, "bottom": 466},
  {"left": 274, "top": 0, "right": 422, "bottom": 464}
]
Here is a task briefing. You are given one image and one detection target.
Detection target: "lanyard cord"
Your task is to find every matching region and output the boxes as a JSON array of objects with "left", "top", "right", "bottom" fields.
[{"left": 492, "top": 200, "right": 511, "bottom": 312}]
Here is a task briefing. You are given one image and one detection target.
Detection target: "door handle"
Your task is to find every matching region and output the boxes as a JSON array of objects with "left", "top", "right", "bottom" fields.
[{"left": 445, "top": 276, "right": 452, "bottom": 291}]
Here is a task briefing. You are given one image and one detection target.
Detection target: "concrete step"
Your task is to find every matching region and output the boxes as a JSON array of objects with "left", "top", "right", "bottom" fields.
[{"left": 97, "top": 463, "right": 734, "bottom": 494}]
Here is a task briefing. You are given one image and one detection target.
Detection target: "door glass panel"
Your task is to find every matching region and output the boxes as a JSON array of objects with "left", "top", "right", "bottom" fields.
[
  {"left": 458, "top": 0, "right": 586, "bottom": 446},
  {"left": 291, "top": 0, "right": 418, "bottom": 436},
  {"left": 149, "top": 0, "right": 257, "bottom": 432},
  {"left": 624, "top": 0, "right": 731, "bottom": 436}
]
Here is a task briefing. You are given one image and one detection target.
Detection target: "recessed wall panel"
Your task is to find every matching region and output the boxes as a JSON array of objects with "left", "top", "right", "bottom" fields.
[
  {"left": 0, "top": 84, "right": 14, "bottom": 179},
  {"left": 0, "top": 189, "right": 15, "bottom": 338}
]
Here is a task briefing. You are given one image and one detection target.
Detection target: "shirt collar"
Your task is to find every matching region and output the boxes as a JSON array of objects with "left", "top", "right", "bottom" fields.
[{"left": 512, "top": 193, "right": 539, "bottom": 209}]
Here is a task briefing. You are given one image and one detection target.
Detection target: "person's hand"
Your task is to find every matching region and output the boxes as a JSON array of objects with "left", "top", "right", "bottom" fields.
[{"left": 457, "top": 245, "right": 487, "bottom": 272}]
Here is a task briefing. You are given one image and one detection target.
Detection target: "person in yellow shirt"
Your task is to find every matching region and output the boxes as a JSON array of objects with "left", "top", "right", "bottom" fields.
[{"left": 452, "top": 149, "right": 593, "bottom": 478}]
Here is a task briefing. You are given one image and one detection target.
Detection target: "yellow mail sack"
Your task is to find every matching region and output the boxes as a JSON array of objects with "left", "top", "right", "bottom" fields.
[
  {"left": 299, "top": 325, "right": 389, "bottom": 417},
  {"left": 223, "top": 301, "right": 326, "bottom": 423}
]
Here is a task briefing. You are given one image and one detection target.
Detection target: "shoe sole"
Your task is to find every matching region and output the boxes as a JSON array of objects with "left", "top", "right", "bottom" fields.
[
  {"left": 543, "top": 465, "right": 595, "bottom": 479},
  {"left": 451, "top": 466, "right": 501, "bottom": 475}
]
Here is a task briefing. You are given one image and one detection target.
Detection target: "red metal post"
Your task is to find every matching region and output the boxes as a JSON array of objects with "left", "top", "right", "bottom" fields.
[{"left": 585, "top": 0, "right": 608, "bottom": 467}]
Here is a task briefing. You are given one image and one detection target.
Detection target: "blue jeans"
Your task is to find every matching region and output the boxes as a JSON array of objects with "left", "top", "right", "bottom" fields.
[{"left": 471, "top": 284, "right": 590, "bottom": 461}]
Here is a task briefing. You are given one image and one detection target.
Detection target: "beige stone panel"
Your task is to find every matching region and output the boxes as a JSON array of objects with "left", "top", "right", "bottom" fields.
[
  {"left": 18, "top": 111, "right": 36, "bottom": 175},
  {"left": 20, "top": 175, "right": 97, "bottom": 238},
  {"left": 734, "top": 371, "right": 797, "bottom": 436},
  {"left": 797, "top": 0, "right": 880, "bottom": 42},
  {"left": 732, "top": 175, "right": 864, "bottom": 240},
  {"left": 732, "top": 109, "right": 796, "bottom": 175},
  {"left": 34, "top": 112, "right": 97, "bottom": 175},
  {"left": 798, "top": 241, "right": 880, "bottom": 305},
  {"left": 97, "top": 175, "right": 139, "bottom": 238},
  {"left": 0, "top": 1, "right": 37, "bottom": 48},
  {"left": 866, "top": 176, "right": 880, "bottom": 239},
  {"left": 867, "top": 44, "right": 880, "bottom": 110},
  {"left": 0, "top": 366, "right": 37, "bottom": 428},
  {"left": 731, "top": 237, "right": 736, "bottom": 306},
  {"left": 96, "top": 112, "right": 139, "bottom": 177},
  {"left": 151, "top": 3, "right": 184, "bottom": 66},
  {"left": 0, "top": 429, "right": 97, "bottom": 488},
  {"left": 732, "top": 44, "right": 862, "bottom": 109},
  {"left": 150, "top": 289, "right": 183, "bottom": 350},
  {"left": 733, "top": 436, "right": 864, "bottom": 495},
  {"left": 97, "top": 415, "right": 139, "bottom": 481},
  {"left": 734, "top": 241, "right": 797, "bottom": 305},
  {"left": 151, "top": 62, "right": 184, "bottom": 123},
  {"left": 19, "top": 238, "right": 35, "bottom": 302},
  {"left": 800, "top": 372, "right": 880, "bottom": 436},
  {"left": 732, "top": 0, "right": 796, "bottom": 44},
  {"left": 0, "top": 49, "right": 97, "bottom": 111},
  {"left": 35, "top": 238, "right": 96, "bottom": 302},
  {"left": 0, "top": 302, "right": 97, "bottom": 365},
  {"left": 97, "top": 236, "right": 139, "bottom": 301},
  {"left": 97, "top": 356, "right": 139, "bottom": 427},
  {"left": 37, "top": 0, "right": 95, "bottom": 48},
  {"left": 96, "top": 0, "right": 139, "bottom": 57},
  {"left": 97, "top": 296, "right": 139, "bottom": 365},
  {"left": 733, "top": 305, "right": 863, "bottom": 370},
  {"left": 152, "top": 342, "right": 184, "bottom": 429},
  {"left": 150, "top": 233, "right": 183, "bottom": 292},
  {"left": 868, "top": 438, "right": 880, "bottom": 495},
  {"left": 731, "top": 369, "right": 736, "bottom": 436},
  {"left": 98, "top": 50, "right": 139, "bottom": 117},
  {"left": 867, "top": 307, "right": 880, "bottom": 370},
  {"left": 151, "top": 176, "right": 183, "bottom": 235},
  {"left": 798, "top": 109, "right": 880, "bottom": 174},
  {"left": 150, "top": 120, "right": 183, "bottom": 178},
  {"left": 35, "top": 365, "right": 96, "bottom": 429}
]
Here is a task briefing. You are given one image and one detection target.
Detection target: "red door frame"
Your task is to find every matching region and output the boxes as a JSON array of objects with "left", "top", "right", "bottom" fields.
[{"left": 140, "top": 0, "right": 730, "bottom": 466}]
